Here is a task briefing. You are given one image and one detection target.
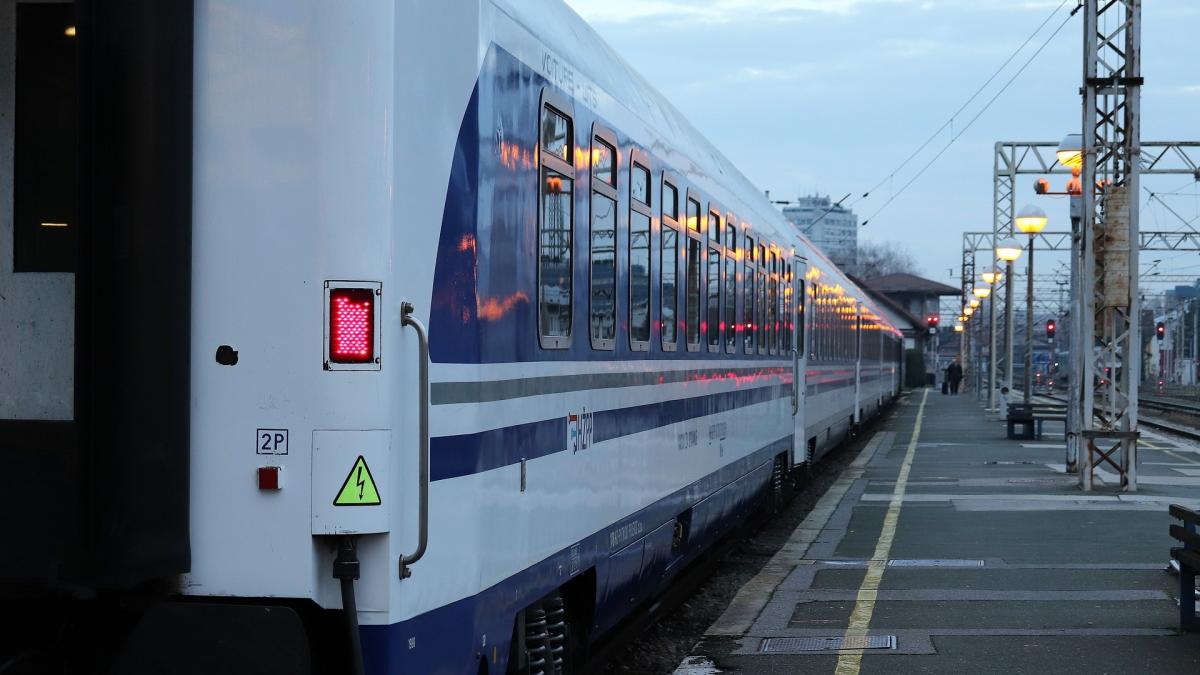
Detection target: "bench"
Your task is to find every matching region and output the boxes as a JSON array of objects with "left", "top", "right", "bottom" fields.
[
  {"left": 1006, "top": 403, "right": 1067, "bottom": 440},
  {"left": 1169, "top": 504, "right": 1200, "bottom": 631}
]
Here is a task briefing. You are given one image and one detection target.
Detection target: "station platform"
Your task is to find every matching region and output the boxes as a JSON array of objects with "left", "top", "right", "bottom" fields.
[{"left": 676, "top": 389, "right": 1200, "bottom": 674}]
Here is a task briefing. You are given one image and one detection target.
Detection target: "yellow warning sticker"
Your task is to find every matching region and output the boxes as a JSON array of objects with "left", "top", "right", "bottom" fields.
[{"left": 333, "top": 455, "right": 381, "bottom": 506}]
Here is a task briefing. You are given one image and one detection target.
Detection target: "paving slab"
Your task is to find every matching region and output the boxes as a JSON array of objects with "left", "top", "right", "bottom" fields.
[{"left": 675, "top": 390, "right": 1200, "bottom": 674}]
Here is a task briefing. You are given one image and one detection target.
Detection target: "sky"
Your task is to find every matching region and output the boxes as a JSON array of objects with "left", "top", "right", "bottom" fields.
[{"left": 562, "top": 0, "right": 1200, "bottom": 296}]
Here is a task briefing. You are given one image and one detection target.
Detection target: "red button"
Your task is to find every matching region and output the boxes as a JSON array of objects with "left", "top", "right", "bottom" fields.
[{"left": 258, "top": 466, "right": 281, "bottom": 490}]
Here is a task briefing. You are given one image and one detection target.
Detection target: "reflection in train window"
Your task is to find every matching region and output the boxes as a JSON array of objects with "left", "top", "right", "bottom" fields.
[
  {"left": 538, "top": 98, "right": 575, "bottom": 348},
  {"left": 592, "top": 138, "right": 615, "bottom": 187},
  {"left": 629, "top": 160, "right": 652, "bottom": 347},
  {"left": 541, "top": 106, "right": 572, "bottom": 163},
  {"left": 663, "top": 181, "right": 678, "bottom": 222},
  {"left": 631, "top": 163, "right": 650, "bottom": 206},
  {"left": 707, "top": 242, "right": 721, "bottom": 350},
  {"left": 756, "top": 246, "right": 767, "bottom": 355},
  {"left": 589, "top": 130, "right": 619, "bottom": 350},
  {"left": 686, "top": 197, "right": 702, "bottom": 349},
  {"left": 744, "top": 235, "right": 755, "bottom": 353},
  {"left": 538, "top": 169, "right": 573, "bottom": 344},
  {"left": 724, "top": 218, "right": 737, "bottom": 352},
  {"left": 661, "top": 224, "right": 678, "bottom": 348}
]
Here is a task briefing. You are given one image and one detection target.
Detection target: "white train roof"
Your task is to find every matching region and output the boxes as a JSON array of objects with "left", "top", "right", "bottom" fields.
[{"left": 491, "top": 0, "right": 899, "bottom": 335}]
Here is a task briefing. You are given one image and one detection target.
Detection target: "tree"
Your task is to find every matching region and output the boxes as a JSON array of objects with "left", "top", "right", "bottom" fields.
[{"left": 855, "top": 240, "right": 917, "bottom": 279}]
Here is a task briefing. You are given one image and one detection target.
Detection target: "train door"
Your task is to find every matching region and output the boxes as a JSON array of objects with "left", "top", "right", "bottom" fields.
[
  {"left": 791, "top": 256, "right": 807, "bottom": 465},
  {"left": 0, "top": 1, "right": 193, "bottom": 589}
]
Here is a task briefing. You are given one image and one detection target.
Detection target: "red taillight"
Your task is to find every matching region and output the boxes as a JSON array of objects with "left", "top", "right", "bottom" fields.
[{"left": 330, "top": 288, "right": 375, "bottom": 363}]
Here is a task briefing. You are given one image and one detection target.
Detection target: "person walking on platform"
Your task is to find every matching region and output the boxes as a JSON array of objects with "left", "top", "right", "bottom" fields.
[{"left": 947, "top": 358, "right": 964, "bottom": 395}]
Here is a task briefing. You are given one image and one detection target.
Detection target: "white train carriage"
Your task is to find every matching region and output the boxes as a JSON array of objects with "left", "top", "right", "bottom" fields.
[{"left": 0, "top": 1, "right": 902, "bottom": 673}]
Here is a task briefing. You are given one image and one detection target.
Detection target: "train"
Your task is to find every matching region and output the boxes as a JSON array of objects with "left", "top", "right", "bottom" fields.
[{"left": 0, "top": 1, "right": 903, "bottom": 674}]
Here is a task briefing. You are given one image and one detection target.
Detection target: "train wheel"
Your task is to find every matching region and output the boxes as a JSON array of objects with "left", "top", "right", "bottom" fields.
[{"left": 508, "top": 590, "right": 572, "bottom": 675}]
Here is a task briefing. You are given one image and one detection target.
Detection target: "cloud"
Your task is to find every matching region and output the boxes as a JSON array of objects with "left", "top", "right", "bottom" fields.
[
  {"left": 564, "top": 0, "right": 910, "bottom": 25},
  {"left": 1161, "top": 84, "right": 1200, "bottom": 96}
]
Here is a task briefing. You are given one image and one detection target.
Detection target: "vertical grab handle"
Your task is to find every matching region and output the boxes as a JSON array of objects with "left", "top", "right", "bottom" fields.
[
  {"left": 399, "top": 302, "right": 429, "bottom": 580},
  {"left": 791, "top": 348, "right": 800, "bottom": 416}
]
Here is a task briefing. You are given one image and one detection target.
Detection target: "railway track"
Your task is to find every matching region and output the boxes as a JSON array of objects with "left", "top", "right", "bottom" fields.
[{"left": 1041, "top": 391, "right": 1200, "bottom": 440}]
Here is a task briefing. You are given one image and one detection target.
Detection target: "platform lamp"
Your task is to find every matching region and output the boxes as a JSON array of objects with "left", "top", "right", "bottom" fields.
[
  {"left": 980, "top": 267, "right": 1002, "bottom": 409},
  {"left": 995, "top": 237, "right": 1024, "bottom": 404},
  {"left": 1056, "top": 133, "right": 1084, "bottom": 170},
  {"left": 1015, "top": 205, "right": 1048, "bottom": 403}
]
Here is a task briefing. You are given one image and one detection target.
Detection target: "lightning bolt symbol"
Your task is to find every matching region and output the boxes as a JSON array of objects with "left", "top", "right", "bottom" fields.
[{"left": 356, "top": 466, "right": 365, "bottom": 500}]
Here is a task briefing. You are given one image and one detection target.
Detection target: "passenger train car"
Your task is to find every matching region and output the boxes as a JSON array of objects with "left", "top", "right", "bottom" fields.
[{"left": 0, "top": 1, "right": 901, "bottom": 673}]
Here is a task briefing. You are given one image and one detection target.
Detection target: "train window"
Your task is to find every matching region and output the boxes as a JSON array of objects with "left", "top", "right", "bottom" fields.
[
  {"left": 592, "top": 138, "right": 615, "bottom": 187},
  {"left": 629, "top": 151, "right": 652, "bottom": 349},
  {"left": 541, "top": 105, "right": 571, "bottom": 163},
  {"left": 743, "top": 235, "right": 755, "bottom": 354},
  {"left": 589, "top": 127, "right": 619, "bottom": 351},
  {"left": 782, "top": 264, "right": 792, "bottom": 353},
  {"left": 661, "top": 175, "right": 681, "bottom": 351},
  {"left": 706, "top": 245, "right": 721, "bottom": 350},
  {"left": 767, "top": 251, "right": 778, "bottom": 354},
  {"left": 13, "top": 3, "right": 78, "bottom": 272},
  {"left": 663, "top": 181, "right": 678, "bottom": 222},
  {"left": 797, "top": 279, "right": 806, "bottom": 356},
  {"left": 661, "top": 225, "right": 679, "bottom": 349},
  {"left": 631, "top": 162, "right": 650, "bottom": 206},
  {"left": 685, "top": 195, "right": 702, "bottom": 350},
  {"left": 705, "top": 209, "right": 721, "bottom": 350},
  {"left": 538, "top": 94, "right": 575, "bottom": 348},
  {"left": 756, "top": 245, "right": 767, "bottom": 355},
  {"left": 724, "top": 216, "right": 737, "bottom": 353}
]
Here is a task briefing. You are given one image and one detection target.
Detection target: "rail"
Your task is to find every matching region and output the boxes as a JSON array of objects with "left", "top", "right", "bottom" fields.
[{"left": 399, "top": 302, "right": 430, "bottom": 579}]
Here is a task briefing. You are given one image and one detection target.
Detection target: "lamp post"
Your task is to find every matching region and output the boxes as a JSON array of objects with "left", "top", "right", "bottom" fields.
[
  {"left": 1015, "top": 205, "right": 1049, "bottom": 403},
  {"left": 980, "top": 268, "right": 1002, "bottom": 408},
  {"left": 995, "top": 238, "right": 1024, "bottom": 404},
  {"left": 964, "top": 304, "right": 978, "bottom": 397},
  {"left": 973, "top": 285, "right": 993, "bottom": 404}
]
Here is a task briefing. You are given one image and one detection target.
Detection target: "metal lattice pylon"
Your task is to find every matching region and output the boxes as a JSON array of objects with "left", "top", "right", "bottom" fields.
[{"left": 1075, "top": 0, "right": 1142, "bottom": 491}]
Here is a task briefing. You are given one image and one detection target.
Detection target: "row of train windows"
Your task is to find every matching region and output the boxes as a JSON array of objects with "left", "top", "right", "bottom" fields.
[
  {"left": 537, "top": 95, "right": 798, "bottom": 357},
  {"left": 536, "top": 93, "right": 901, "bottom": 361}
]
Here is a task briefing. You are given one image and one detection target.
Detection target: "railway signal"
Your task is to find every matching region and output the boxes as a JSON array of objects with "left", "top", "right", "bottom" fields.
[
  {"left": 1046, "top": 319, "right": 1056, "bottom": 340},
  {"left": 1157, "top": 322, "right": 1166, "bottom": 341}
]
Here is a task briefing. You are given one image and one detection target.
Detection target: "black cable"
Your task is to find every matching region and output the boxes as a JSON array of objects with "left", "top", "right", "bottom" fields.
[
  {"left": 334, "top": 537, "right": 366, "bottom": 675},
  {"left": 848, "top": 0, "right": 1073, "bottom": 210},
  {"left": 859, "top": 6, "right": 1079, "bottom": 228}
]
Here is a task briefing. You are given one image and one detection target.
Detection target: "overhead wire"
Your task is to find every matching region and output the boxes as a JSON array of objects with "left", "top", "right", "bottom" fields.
[
  {"left": 847, "top": 0, "right": 1072, "bottom": 212},
  {"left": 858, "top": 4, "right": 1080, "bottom": 228}
]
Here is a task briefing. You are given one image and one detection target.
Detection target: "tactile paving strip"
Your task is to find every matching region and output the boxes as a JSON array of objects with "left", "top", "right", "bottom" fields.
[{"left": 760, "top": 635, "right": 896, "bottom": 652}]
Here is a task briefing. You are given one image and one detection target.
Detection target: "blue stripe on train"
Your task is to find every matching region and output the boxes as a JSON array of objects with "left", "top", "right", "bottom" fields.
[
  {"left": 361, "top": 436, "right": 789, "bottom": 675},
  {"left": 432, "top": 381, "right": 789, "bottom": 481}
]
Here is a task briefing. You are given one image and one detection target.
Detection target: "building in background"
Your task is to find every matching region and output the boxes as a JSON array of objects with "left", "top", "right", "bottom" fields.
[
  {"left": 861, "top": 273, "right": 962, "bottom": 387},
  {"left": 781, "top": 194, "right": 858, "bottom": 270}
]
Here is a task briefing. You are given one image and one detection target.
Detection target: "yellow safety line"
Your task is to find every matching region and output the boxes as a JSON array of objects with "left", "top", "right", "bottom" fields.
[
  {"left": 1161, "top": 448, "right": 1200, "bottom": 465},
  {"left": 834, "top": 388, "right": 928, "bottom": 675}
]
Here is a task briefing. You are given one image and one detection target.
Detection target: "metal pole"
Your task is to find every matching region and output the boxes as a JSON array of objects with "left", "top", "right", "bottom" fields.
[
  {"left": 1066, "top": 213, "right": 1080, "bottom": 473},
  {"left": 989, "top": 277, "right": 998, "bottom": 409},
  {"left": 1005, "top": 260, "right": 1015, "bottom": 398},
  {"left": 1185, "top": 299, "right": 1195, "bottom": 384},
  {"left": 1025, "top": 236, "right": 1035, "bottom": 403}
]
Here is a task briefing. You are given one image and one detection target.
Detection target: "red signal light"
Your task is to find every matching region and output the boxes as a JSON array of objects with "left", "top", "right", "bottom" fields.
[{"left": 330, "top": 288, "right": 375, "bottom": 363}]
